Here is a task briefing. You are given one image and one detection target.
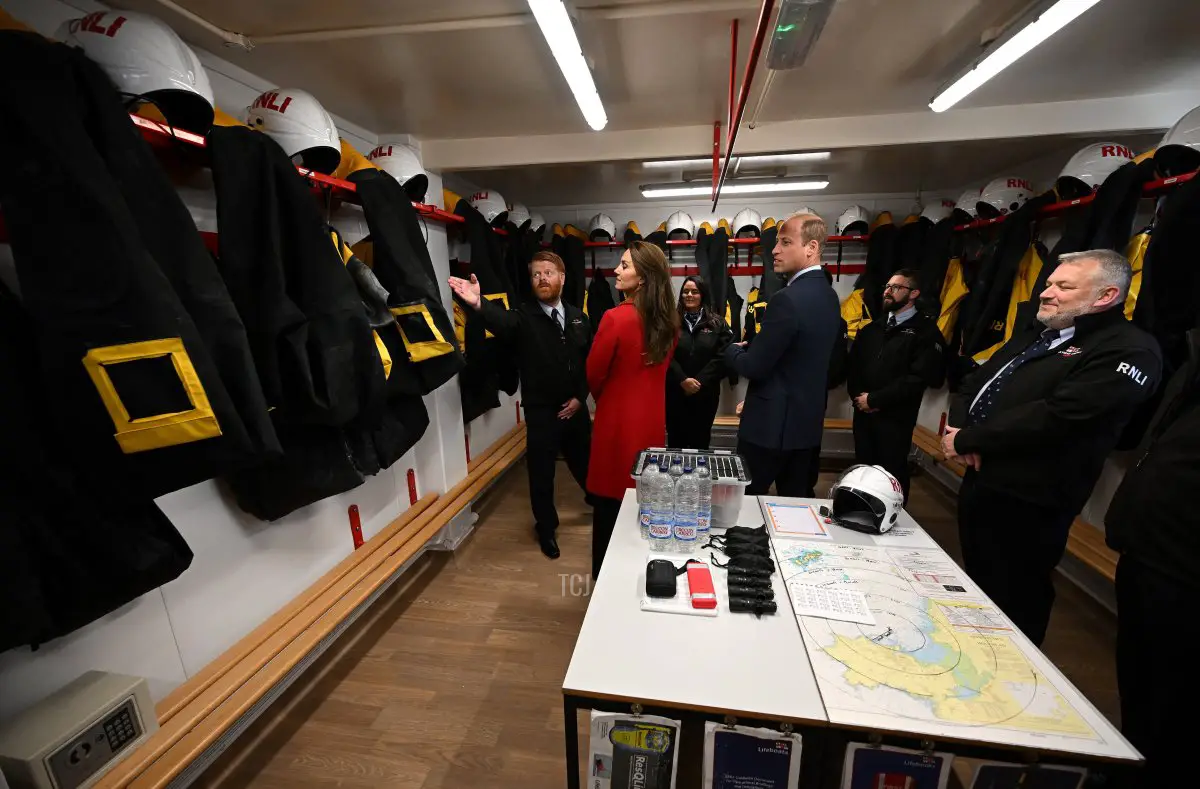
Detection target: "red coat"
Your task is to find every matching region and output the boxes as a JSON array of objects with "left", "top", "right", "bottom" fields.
[{"left": 586, "top": 302, "right": 673, "bottom": 499}]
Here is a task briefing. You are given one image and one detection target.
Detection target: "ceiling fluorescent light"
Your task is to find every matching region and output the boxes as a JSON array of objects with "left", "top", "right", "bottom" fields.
[
  {"left": 527, "top": 0, "right": 607, "bottom": 130},
  {"left": 642, "top": 151, "right": 831, "bottom": 169},
  {"left": 640, "top": 178, "right": 829, "bottom": 198},
  {"left": 930, "top": 0, "right": 1103, "bottom": 112}
]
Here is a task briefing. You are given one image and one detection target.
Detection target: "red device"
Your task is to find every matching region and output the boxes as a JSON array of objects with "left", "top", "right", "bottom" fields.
[{"left": 687, "top": 562, "right": 717, "bottom": 609}]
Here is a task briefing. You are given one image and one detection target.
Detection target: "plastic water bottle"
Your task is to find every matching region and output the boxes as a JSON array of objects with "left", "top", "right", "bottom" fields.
[
  {"left": 647, "top": 467, "right": 676, "bottom": 553},
  {"left": 669, "top": 456, "right": 684, "bottom": 483},
  {"left": 636, "top": 461, "right": 660, "bottom": 539},
  {"left": 672, "top": 469, "right": 700, "bottom": 553},
  {"left": 695, "top": 457, "right": 712, "bottom": 540}
]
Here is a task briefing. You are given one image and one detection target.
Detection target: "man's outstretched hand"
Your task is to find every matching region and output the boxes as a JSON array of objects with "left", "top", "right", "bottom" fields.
[{"left": 447, "top": 274, "right": 483, "bottom": 310}]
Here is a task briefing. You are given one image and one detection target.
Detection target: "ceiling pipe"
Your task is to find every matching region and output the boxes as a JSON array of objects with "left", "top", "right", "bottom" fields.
[
  {"left": 143, "top": 0, "right": 252, "bottom": 49},
  {"left": 713, "top": 0, "right": 776, "bottom": 212},
  {"left": 251, "top": 0, "right": 758, "bottom": 45},
  {"left": 746, "top": 68, "right": 776, "bottom": 130}
]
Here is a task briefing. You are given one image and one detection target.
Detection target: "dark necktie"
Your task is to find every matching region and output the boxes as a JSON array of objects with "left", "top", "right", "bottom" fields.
[
  {"left": 969, "top": 328, "right": 1060, "bottom": 425},
  {"left": 551, "top": 307, "right": 563, "bottom": 333},
  {"left": 887, "top": 314, "right": 897, "bottom": 329}
]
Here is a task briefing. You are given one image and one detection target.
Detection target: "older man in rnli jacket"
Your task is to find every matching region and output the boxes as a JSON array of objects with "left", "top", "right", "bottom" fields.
[{"left": 944, "top": 249, "right": 1161, "bottom": 646}]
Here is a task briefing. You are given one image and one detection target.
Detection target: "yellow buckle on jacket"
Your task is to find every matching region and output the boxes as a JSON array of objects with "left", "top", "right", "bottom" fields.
[
  {"left": 82, "top": 338, "right": 222, "bottom": 454},
  {"left": 391, "top": 303, "right": 455, "bottom": 362},
  {"left": 482, "top": 292, "right": 509, "bottom": 338}
]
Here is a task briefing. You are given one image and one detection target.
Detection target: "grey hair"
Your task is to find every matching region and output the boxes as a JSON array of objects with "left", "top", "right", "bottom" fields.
[
  {"left": 781, "top": 212, "right": 828, "bottom": 253},
  {"left": 1057, "top": 249, "right": 1132, "bottom": 303}
]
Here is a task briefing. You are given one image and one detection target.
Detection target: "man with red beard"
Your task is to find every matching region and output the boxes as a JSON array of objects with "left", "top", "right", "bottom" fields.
[{"left": 450, "top": 252, "right": 593, "bottom": 559}]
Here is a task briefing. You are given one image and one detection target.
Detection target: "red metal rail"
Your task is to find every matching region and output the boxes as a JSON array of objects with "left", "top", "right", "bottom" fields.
[
  {"left": 130, "top": 114, "right": 465, "bottom": 225},
  {"left": 953, "top": 171, "right": 1197, "bottom": 232},
  {"left": 714, "top": 0, "right": 776, "bottom": 212}
]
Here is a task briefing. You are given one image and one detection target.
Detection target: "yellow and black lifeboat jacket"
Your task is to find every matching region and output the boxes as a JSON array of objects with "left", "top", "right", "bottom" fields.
[
  {"left": 0, "top": 30, "right": 278, "bottom": 499},
  {"left": 347, "top": 167, "right": 465, "bottom": 395},
  {"left": 208, "top": 124, "right": 387, "bottom": 427},
  {"left": 453, "top": 197, "right": 520, "bottom": 420},
  {"left": 0, "top": 280, "right": 194, "bottom": 651}
]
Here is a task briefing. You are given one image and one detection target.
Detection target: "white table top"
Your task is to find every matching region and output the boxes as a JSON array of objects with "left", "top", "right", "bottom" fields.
[{"left": 563, "top": 491, "right": 828, "bottom": 724}]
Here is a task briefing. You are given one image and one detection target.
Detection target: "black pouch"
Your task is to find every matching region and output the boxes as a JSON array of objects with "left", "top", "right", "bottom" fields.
[
  {"left": 646, "top": 559, "right": 679, "bottom": 598},
  {"left": 730, "top": 595, "right": 777, "bottom": 617},
  {"left": 728, "top": 584, "right": 776, "bottom": 600},
  {"left": 720, "top": 525, "right": 769, "bottom": 542},
  {"left": 711, "top": 553, "right": 775, "bottom": 575},
  {"left": 726, "top": 570, "right": 772, "bottom": 589}
]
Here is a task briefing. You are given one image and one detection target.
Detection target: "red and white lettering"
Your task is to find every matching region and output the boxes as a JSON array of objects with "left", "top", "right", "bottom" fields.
[
  {"left": 277, "top": 95, "right": 292, "bottom": 113},
  {"left": 1006, "top": 178, "right": 1031, "bottom": 190},
  {"left": 470, "top": 192, "right": 489, "bottom": 201},
  {"left": 367, "top": 145, "right": 393, "bottom": 160}
]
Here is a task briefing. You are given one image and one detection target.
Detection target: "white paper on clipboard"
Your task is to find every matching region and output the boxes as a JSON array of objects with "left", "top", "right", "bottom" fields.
[{"left": 763, "top": 502, "right": 832, "bottom": 539}]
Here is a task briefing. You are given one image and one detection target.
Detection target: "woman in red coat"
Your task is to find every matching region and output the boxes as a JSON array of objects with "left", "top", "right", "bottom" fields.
[{"left": 587, "top": 241, "right": 680, "bottom": 578}]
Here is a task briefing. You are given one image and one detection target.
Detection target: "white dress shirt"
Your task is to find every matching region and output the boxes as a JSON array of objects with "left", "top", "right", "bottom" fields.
[
  {"left": 787, "top": 263, "right": 824, "bottom": 286},
  {"left": 539, "top": 299, "right": 564, "bottom": 331}
]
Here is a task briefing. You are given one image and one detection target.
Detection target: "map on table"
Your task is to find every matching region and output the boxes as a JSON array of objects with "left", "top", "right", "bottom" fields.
[{"left": 775, "top": 542, "right": 1138, "bottom": 759}]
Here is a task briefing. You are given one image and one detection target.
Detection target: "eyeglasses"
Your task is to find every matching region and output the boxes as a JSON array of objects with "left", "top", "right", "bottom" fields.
[{"left": 883, "top": 284, "right": 913, "bottom": 293}]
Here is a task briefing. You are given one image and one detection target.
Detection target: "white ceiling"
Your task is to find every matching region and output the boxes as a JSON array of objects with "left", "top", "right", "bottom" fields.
[
  {"left": 112, "top": 0, "right": 1200, "bottom": 140},
  {"left": 457, "top": 131, "right": 1163, "bottom": 206}
]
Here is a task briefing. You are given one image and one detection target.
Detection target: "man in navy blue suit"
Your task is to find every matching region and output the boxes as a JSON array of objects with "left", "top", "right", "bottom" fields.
[{"left": 725, "top": 213, "right": 840, "bottom": 496}]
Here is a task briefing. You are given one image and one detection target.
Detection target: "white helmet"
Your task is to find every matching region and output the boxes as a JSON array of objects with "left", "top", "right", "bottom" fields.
[
  {"left": 920, "top": 198, "right": 956, "bottom": 224},
  {"left": 794, "top": 205, "right": 819, "bottom": 217},
  {"left": 530, "top": 212, "right": 547, "bottom": 235},
  {"left": 1156, "top": 104, "right": 1200, "bottom": 177},
  {"left": 468, "top": 190, "right": 508, "bottom": 226},
  {"left": 732, "top": 208, "right": 763, "bottom": 236},
  {"left": 665, "top": 210, "right": 695, "bottom": 239},
  {"left": 507, "top": 202, "right": 532, "bottom": 230},
  {"left": 246, "top": 88, "right": 341, "bottom": 174},
  {"left": 1056, "top": 142, "right": 1135, "bottom": 200},
  {"left": 588, "top": 213, "right": 616, "bottom": 240},
  {"left": 59, "top": 11, "right": 214, "bottom": 132},
  {"left": 366, "top": 142, "right": 428, "bottom": 202},
  {"left": 976, "top": 177, "right": 1034, "bottom": 219},
  {"left": 829, "top": 464, "right": 905, "bottom": 534},
  {"left": 953, "top": 189, "right": 980, "bottom": 222},
  {"left": 835, "top": 205, "right": 870, "bottom": 235}
]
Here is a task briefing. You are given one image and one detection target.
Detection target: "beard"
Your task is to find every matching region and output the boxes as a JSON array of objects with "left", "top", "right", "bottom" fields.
[
  {"left": 1037, "top": 301, "right": 1090, "bottom": 330},
  {"left": 885, "top": 294, "right": 911, "bottom": 312},
  {"left": 535, "top": 281, "right": 563, "bottom": 302}
]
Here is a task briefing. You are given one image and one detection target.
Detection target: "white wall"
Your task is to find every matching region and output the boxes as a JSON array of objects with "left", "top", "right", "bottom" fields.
[{"left": 0, "top": 1, "right": 514, "bottom": 722}]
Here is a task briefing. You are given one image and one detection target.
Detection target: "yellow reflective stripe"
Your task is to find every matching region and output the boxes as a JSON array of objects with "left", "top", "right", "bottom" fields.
[
  {"left": 481, "top": 292, "right": 509, "bottom": 339},
  {"left": 453, "top": 302, "right": 467, "bottom": 352},
  {"left": 1124, "top": 233, "right": 1150, "bottom": 320},
  {"left": 938, "top": 258, "right": 968, "bottom": 343},
  {"left": 330, "top": 228, "right": 354, "bottom": 266},
  {"left": 373, "top": 330, "right": 393, "bottom": 380},
  {"left": 840, "top": 289, "right": 872, "bottom": 340},
  {"left": 724, "top": 301, "right": 731, "bottom": 326},
  {"left": 82, "top": 338, "right": 221, "bottom": 454},
  {"left": 391, "top": 303, "right": 455, "bottom": 361}
]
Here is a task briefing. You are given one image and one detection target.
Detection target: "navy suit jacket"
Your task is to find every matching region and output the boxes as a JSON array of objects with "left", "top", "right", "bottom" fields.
[{"left": 725, "top": 268, "right": 840, "bottom": 450}]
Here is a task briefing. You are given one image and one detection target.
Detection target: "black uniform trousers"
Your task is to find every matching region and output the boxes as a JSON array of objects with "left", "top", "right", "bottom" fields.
[
  {"left": 666, "top": 389, "right": 720, "bottom": 450},
  {"left": 852, "top": 411, "right": 916, "bottom": 500},
  {"left": 591, "top": 495, "right": 623, "bottom": 580},
  {"left": 740, "top": 440, "right": 817, "bottom": 498},
  {"left": 524, "top": 405, "right": 591, "bottom": 538},
  {"left": 1115, "top": 555, "right": 1193, "bottom": 788},
  {"left": 956, "top": 471, "right": 1075, "bottom": 646}
]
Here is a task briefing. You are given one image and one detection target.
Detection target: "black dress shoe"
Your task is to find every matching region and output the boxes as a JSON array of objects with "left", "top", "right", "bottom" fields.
[
  {"left": 585, "top": 494, "right": 598, "bottom": 508},
  {"left": 538, "top": 533, "right": 561, "bottom": 559}
]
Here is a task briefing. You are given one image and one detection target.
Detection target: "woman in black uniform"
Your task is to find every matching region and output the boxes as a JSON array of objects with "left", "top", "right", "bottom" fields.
[{"left": 666, "top": 276, "right": 733, "bottom": 449}]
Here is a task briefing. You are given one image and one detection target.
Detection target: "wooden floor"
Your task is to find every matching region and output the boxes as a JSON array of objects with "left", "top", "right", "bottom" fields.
[{"left": 193, "top": 459, "right": 1121, "bottom": 788}]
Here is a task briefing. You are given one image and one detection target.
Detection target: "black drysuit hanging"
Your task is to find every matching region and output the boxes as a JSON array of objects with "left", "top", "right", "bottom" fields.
[
  {"left": 0, "top": 31, "right": 274, "bottom": 499},
  {"left": 1136, "top": 173, "right": 1200, "bottom": 374},
  {"left": 916, "top": 217, "right": 956, "bottom": 314},
  {"left": 553, "top": 232, "right": 587, "bottom": 309},
  {"left": 959, "top": 192, "right": 1056, "bottom": 361},
  {"left": 349, "top": 168, "right": 465, "bottom": 395},
  {"left": 857, "top": 220, "right": 899, "bottom": 320},
  {"left": 454, "top": 199, "right": 519, "bottom": 421},
  {"left": 0, "top": 282, "right": 193, "bottom": 653},
  {"left": 585, "top": 267, "right": 617, "bottom": 327}
]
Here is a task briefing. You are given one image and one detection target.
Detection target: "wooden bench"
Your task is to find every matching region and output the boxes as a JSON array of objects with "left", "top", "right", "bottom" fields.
[
  {"left": 96, "top": 424, "right": 527, "bottom": 788},
  {"left": 713, "top": 415, "right": 852, "bottom": 431}
]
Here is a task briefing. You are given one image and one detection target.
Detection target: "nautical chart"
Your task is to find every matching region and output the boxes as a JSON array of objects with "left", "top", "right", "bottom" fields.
[{"left": 775, "top": 541, "right": 1136, "bottom": 759}]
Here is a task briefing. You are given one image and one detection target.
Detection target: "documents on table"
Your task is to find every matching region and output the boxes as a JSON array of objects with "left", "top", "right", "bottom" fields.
[
  {"left": 787, "top": 582, "right": 875, "bottom": 625},
  {"left": 764, "top": 502, "right": 831, "bottom": 539}
]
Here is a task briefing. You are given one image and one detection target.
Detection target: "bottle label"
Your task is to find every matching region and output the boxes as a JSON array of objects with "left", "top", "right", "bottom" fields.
[
  {"left": 639, "top": 506, "right": 652, "bottom": 528},
  {"left": 697, "top": 515, "right": 709, "bottom": 530},
  {"left": 648, "top": 521, "right": 673, "bottom": 541},
  {"left": 673, "top": 521, "right": 697, "bottom": 543}
]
